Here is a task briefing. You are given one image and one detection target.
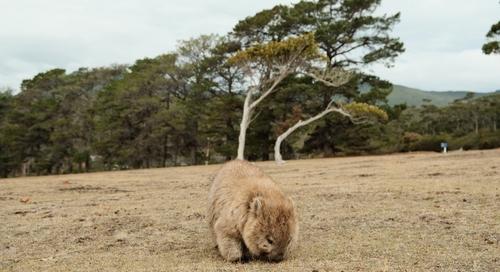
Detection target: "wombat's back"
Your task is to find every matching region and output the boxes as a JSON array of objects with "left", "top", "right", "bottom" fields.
[{"left": 213, "top": 160, "right": 266, "bottom": 182}]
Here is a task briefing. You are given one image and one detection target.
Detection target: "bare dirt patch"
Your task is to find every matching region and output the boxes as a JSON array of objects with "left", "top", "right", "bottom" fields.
[{"left": 1, "top": 149, "right": 499, "bottom": 271}]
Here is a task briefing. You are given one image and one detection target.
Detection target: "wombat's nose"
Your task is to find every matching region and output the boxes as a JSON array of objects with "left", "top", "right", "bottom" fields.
[{"left": 270, "top": 253, "right": 284, "bottom": 262}]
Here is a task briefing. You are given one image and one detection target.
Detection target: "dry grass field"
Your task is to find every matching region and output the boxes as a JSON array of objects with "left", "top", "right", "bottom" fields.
[{"left": 1, "top": 149, "right": 499, "bottom": 271}]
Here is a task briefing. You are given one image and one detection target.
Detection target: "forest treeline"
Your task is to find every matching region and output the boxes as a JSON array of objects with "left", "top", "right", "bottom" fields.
[{"left": 1, "top": 0, "right": 499, "bottom": 177}]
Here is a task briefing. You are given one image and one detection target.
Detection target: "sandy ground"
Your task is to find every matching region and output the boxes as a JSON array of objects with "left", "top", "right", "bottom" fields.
[{"left": 1, "top": 149, "right": 499, "bottom": 272}]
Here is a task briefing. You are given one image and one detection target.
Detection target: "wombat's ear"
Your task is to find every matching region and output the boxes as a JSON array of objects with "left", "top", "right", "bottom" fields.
[{"left": 250, "top": 196, "right": 263, "bottom": 215}]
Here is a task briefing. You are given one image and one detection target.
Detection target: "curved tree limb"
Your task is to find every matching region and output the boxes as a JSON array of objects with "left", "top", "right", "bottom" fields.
[{"left": 274, "top": 101, "right": 352, "bottom": 164}]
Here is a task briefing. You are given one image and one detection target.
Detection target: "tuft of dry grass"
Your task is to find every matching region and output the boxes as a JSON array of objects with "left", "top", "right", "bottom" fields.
[{"left": 1, "top": 149, "right": 499, "bottom": 271}]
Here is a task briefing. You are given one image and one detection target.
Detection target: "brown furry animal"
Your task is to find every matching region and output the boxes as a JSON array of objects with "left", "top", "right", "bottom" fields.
[{"left": 208, "top": 160, "right": 298, "bottom": 262}]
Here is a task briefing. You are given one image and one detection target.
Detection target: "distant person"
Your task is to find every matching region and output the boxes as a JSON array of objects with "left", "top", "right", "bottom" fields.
[{"left": 440, "top": 142, "right": 448, "bottom": 153}]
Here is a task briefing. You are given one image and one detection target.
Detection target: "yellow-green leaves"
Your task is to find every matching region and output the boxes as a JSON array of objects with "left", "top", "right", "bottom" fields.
[
  {"left": 344, "top": 102, "right": 389, "bottom": 122},
  {"left": 229, "top": 33, "right": 319, "bottom": 65}
]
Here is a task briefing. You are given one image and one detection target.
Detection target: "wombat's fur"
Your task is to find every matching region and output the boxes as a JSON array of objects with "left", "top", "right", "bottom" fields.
[{"left": 208, "top": 160, "right": 298, "bottom": 262}]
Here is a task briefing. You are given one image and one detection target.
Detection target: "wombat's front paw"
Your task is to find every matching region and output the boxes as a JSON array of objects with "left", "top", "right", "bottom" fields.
[
  {"left": 224, "top": 247, "right": 243, "bottom": 262},
  {"left": 217, "top": 237, "right": 243, "bottom": 262}
]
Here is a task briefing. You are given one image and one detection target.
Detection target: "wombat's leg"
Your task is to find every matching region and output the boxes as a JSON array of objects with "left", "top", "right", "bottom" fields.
[
  {"left": 216, "top": 234, "right": 243, "bottom": 262},
  {"left": 214, "top": 219, "right": 243, "bottom": 261}
]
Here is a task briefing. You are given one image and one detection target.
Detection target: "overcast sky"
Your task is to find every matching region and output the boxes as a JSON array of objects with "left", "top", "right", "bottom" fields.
[{"left": 1, "top": 0, "right": 499, "bottom": 92}]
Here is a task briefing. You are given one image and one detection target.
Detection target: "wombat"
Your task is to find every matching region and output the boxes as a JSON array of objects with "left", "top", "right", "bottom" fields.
[{"left": 208, "top": 160, "right": 298, "bottom": 262}]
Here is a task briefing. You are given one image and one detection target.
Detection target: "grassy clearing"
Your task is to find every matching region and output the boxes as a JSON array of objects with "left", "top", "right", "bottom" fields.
[{"left": 1, "top": 149, "right": 499, "bottom": 271}]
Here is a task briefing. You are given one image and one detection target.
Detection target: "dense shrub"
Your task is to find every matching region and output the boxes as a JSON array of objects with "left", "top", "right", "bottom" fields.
[
  {"left": 478, "top": 131, "right": 500, "bottom": 149},
  {"left": 409, "top": 135, "right": 449, "bottom": 152},
  {"left": 449, "top": 134, "right": 480, "bottom": 150},
  {"left": 401, "top": 132, "right": 423, "bottom": 152},
  {"left": 449, "top": 131, "right": 500, "bottom": 151}
]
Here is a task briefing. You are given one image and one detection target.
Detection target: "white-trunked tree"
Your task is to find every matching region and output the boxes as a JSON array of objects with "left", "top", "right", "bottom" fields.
[
  {"left": 230, "top": 33, "right": 388, "bottom": 162},
  {"left": 230, "top": 34, "right": 317, "bottom": 160}
]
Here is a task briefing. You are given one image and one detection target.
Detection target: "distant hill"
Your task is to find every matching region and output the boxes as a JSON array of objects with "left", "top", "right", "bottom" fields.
[{"left": 387, "top": 85, "right": 494, "bottom": 107}]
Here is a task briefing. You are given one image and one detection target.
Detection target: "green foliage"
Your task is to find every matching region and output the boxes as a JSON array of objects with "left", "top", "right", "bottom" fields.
[
  {"left": 3, "top": 1, "right": 499, "bottom": 177},
  {"left": 407, "top": 130, "right": 500, "bottom": 153},
  {"left": 483, "top": 21, "right": 500, "bottom": 55},
  {"left": 0, "top": 90, "right": 14, "bottom": 177},
  {"left": 477, "top": 131, "right": 500, "bottom": 149},
  {"left": 232, "top": 5, "right": 290, "bottom": 43},
  {"left": 233, "top": 0, "right": 404, "bottom": 67},
  {"left": 450, "top": 131, "right": 500, "bottom": 151},
  {"left": 408, "top": 135, "right": 449, "bottom": 152},
  {"left": 0, "top": 67, "right": 126, "bottom": 176},
  {"left": 482, "top": 41, "right": 500, "bottom": 55}
]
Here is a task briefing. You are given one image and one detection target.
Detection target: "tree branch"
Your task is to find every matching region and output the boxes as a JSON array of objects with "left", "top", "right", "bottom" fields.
[
  {"left": 301, "top": 68, "right": 352, "bottom": 88},
  {"left": 274, "top": 100, "right": 353, "bottom": 164},
  {"left": 249, "top": 68, "right": 290, "bottom": 110}
]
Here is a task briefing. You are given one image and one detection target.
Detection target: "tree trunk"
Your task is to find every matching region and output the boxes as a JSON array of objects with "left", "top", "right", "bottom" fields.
[
  {"left": 68, "top": 159, "right": 73, "bottom": 173},
  {"left": 22, "top": 162, "right": 28, "bottom": 176},
  {"left": 237, "top": 71, "right": 290, "bottom": 160},
  {"left": 205, "top": 138, "right": 211, "bottom": 165},
  {"left": 475, "top": 116, "right": 479, "bottom": 134},
  {"left": 261, "top": 147, "right": 270, "bottom": 161},
  {"left": 190, "top": 148, "right": 197, "bottom": 165},
  {"left": 225, "top": 117, "right": 234, "bottom": 161},
  {"left": 191, "top": 121, "right": 199, "bottom": 165},
  {"left": 323, "top": 144, "right": 334, "bottom": 157},
  {"left": 85, "top": 155, "right": 91, "bottom": 172},
  {"left": 237, "top": 89, "right": 254, "bottom": 160},
  {"left": 322, "top": 120, "right": 334, "bottom": 156},
  {"left": 162, "top": 135, "right": 169, "bottom": 167},
  {"left": 274, "top": 133, "right": 289, "bottom": 164},
  {"left": 237, "top": 120, "right": 248, "bottom": 160},
  {"left": 173, "top": 140, "right": 179, "bottom": 166}
]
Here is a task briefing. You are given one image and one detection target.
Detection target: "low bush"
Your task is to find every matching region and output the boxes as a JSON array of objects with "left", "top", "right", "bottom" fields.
[{"left": 409, "top": 135, "right": 449, "bottom": 152}]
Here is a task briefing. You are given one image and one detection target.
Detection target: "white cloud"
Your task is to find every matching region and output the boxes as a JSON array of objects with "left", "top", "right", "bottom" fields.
[
  {"left": 1, "top": 0, "right": 499, "bottom": 92},
  {"left": 372, "top": 0, "right": 500, "bottom": 92},
  {"left": 369, "top": 49, "right": 500, "bottom": 91},
  {"left": 0, "top": 0, "right": 295, "bottom": 90}
]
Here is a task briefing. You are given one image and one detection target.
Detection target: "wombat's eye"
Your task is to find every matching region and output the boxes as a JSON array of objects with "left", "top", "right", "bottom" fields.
[{"left": 266, "top": 236, "right": 274, "bottom": 245}]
